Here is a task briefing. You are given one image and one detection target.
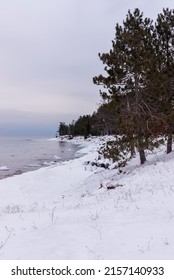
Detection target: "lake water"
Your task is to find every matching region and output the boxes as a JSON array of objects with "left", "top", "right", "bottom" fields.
[{"left": 0, "top": 137, "right": 80, "bottom": 180}]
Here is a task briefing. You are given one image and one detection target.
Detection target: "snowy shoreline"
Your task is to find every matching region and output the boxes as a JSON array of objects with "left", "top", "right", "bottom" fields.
[
  {"left": 0, "top": 136, "right": 174, "bottom": 259},
  {"left": 0, "top": 137, "right": 80, "bottom": 180}
]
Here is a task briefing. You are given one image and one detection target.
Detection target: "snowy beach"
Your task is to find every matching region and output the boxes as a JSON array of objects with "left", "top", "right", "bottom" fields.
[{"left": 0, "top": 136, "right": 174, "bottom": 259}]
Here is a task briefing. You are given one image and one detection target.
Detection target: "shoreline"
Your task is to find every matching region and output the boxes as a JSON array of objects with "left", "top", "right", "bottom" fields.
[
  {"left": 0, "top": 136, "right": 174, "bottom": 259},
  {"left": 0, "top": 137, "right": 82, "bottom": 181}
]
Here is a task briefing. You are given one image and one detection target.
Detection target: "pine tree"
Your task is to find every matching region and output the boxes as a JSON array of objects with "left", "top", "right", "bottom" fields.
[
  {"left": 93, "top": 8, "right": 156, "bottom": 164},
  {"left": 58, "top": 122, "right": 69, "bottom": 136},
  {"left": 91, "top": 102, "right": 117, "bottom": 135},
  {"left": 155, "top": 8, "right": 174, "bottom": 153}
]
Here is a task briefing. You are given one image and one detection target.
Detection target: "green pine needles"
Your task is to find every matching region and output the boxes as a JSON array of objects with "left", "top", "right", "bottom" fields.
[{"left": 93, "top": 8, "right": 174, "bottom": 164}]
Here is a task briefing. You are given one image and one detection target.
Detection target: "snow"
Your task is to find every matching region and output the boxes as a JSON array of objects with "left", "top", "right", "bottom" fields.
[
  {"left": 0, "top": 136, "right": 174, "bottom": 259},
  {"left": 0, "top": 166, "right": 9, "bottom": 171}
]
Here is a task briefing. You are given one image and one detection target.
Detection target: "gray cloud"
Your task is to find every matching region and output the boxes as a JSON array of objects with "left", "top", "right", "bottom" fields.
[
  {"left": 0, "top": 0, "right": 173, "bottom": 136},
  {"left": 0, "top": 109, "right": 80, "bottom": 137}
]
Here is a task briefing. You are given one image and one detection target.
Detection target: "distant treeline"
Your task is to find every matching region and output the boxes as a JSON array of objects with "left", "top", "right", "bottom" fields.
[{"left": 57, "top": 102, "right": 117, "bottom": 138}]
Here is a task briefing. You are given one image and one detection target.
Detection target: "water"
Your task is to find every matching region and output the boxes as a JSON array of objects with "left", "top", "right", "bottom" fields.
[{"left": 0, "top": 137, "right": 80, "bottom": 180}]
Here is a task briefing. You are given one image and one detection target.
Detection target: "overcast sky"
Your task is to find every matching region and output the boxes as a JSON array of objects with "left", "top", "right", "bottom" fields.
[{"left": 0, "top": 0, "right": 173, "bottom": 136}]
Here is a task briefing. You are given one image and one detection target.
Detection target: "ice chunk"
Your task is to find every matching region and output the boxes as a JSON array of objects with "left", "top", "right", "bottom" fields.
[{"left": 0, "top": 166, "right": 9, "bottom": 171}]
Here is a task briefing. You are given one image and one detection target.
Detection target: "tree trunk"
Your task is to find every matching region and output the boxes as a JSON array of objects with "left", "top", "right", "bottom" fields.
[
  {"left": 130, "top": 140, "right": 136, "bottom": 158},
  {"left": 139, "top": 149, "right": 146, "bottom": 164},
  {"left": 137, "top": 138, "right": 146, "bottom": 164},
  {"left": 135, "top": 74, "right": 146, "bottom": 164},
  {"left": 167, "top": 133, "right": 172, "bottom": 154}
]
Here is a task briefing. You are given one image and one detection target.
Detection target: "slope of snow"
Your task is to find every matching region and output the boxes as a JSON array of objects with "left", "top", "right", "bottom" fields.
[{"left": 0, "top": 136, "right": 173, "bottom": 259}]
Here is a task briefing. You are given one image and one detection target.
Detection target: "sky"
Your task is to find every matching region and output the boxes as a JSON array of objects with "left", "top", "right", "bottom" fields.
[{"left": 0, "top": 0, "right": 173, "bottom": 137}]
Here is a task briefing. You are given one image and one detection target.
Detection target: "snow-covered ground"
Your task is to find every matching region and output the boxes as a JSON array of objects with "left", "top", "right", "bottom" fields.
[{"left": 0, "top": 136, "right": 174, "bottom": 260}]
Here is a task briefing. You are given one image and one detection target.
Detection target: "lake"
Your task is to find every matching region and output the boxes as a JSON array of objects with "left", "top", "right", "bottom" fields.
[{"left": 0, "top": 137, "right": 80, "bottom": 179}]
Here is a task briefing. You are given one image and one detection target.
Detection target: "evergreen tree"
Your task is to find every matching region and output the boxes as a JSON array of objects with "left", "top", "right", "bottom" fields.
[
  {"left": 155, "top": 8, "right": 174, "bottom": 153},
  {"left": 72, "top": 115, "right": 91, "bottom": 138},
  {"left": 57, "top": 122, "right": 69, "bottom": 136},
  {"left": 91, "top": 102, "right": 117, "bottom": 135},
  {"left": 93, "top": 8, "right": 156, "bottom": 164}
]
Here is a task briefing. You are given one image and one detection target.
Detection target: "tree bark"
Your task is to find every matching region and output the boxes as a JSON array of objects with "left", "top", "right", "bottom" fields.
[
  {"left": 167, "top": 133, "right": 172, "bottom": 154},
  {"left": 130, "top": 140, "right": 136, "bottom": 158},
  {"left": 139, "top": 149, "right": 146, "bottom": 164},
  {"left": 137, "top": 138, "right": 146, "bottom": 164},
  {"left": 135, "top": 73, "right": 146, "bottom": 164}
]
